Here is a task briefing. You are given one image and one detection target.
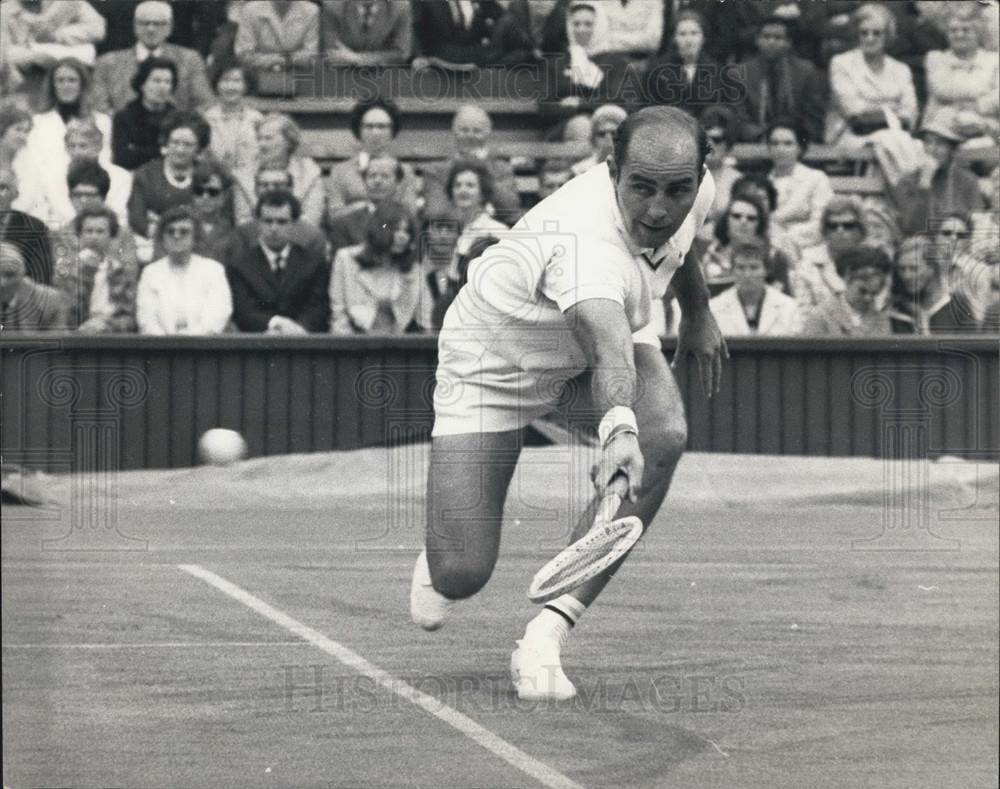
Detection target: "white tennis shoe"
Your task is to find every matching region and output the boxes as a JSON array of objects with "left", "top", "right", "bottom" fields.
[
  {"left": 510, "top": 637, "right": 577, "bottom": 701},
  {"left": 409, "top": 549, "right": 453, "bottom": 631}
]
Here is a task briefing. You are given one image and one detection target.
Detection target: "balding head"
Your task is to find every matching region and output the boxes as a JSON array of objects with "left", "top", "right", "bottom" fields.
[
  {"left": 134, "top": 1, "right": 173, "bottom": 49},
  {"left": 607, "top": 107, "right": 706, "bottom": 249},
  {"left": 0, "top": 241, "right": 27, "bottom": 304},
  {"left": 452, "top": 105, "right": 492, "bottom": 155}
]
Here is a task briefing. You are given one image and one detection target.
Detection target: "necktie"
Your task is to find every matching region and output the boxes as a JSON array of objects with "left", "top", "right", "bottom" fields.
[
  {"left": 452, "top": 0, "right": 466, "bottom": 30},
  {"left": 361, "top": 4, "right": 373, "bottom": 32}
]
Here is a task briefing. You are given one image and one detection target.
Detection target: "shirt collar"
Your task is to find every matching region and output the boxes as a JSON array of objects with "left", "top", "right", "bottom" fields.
[
  {"left": 606, "top": 166, "right": 674, "bottom": 267},
  {"left": 136, "top": 43, "right": 162, "bottom": 61},
  {"left": 260, "top": 243, "right": 290, "bottom": 269}
]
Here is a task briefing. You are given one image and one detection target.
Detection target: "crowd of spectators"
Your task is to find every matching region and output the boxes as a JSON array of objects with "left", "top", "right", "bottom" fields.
[{"left": 1, "top": 0, "right": 998, "bottom": 339}]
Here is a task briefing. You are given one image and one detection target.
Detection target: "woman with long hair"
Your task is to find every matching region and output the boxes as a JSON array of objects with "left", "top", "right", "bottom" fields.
[
  {"left": 447, "top": 159, "right": 508, "bottom": 264},
  {"left": 643, "top": 10, "right": 722, "bottom": 119},
  {"left": 329, "top": 201, "right": 433, "bottom": 335}
]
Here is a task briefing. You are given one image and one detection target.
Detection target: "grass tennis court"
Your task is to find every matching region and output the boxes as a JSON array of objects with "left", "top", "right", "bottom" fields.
[{"left": 3, "top": 448, "right": 998, "bottom": 789}]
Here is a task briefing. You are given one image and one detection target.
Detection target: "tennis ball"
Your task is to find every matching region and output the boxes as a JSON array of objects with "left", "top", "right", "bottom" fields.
[{"left": 198, "top": 429, "right": 248, "bottom": 466}]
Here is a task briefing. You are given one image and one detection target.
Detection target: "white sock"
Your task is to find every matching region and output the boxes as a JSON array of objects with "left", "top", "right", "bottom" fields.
[{"left": 525, "top": 595, "right": 587, "bottom": 648}]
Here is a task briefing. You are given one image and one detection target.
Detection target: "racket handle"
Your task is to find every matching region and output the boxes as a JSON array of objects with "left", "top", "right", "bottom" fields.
[{"left": 598, "top": 472, "right": 630, "bottom": 523}]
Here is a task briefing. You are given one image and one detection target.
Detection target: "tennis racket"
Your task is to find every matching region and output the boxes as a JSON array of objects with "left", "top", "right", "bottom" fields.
[{"left": 527, "top": 473, "right": 644, "bottom": 604}]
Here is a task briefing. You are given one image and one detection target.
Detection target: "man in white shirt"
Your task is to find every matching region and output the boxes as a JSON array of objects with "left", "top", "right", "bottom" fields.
[{"left": 409, "top": 106, "right": 727, "bottom": 700}]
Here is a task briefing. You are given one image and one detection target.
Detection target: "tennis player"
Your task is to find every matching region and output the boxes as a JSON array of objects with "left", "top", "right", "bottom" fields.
[{"left": 410, "top": 106, "right": 727, "bottom": 700}]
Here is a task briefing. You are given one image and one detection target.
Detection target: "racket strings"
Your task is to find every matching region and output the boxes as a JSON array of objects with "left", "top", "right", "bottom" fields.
[{"left": 531, "top": 521, "right": 637, "bottom": 594}]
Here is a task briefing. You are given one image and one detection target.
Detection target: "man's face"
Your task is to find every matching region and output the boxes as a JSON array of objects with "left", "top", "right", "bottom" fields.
[
  {"left": 259, "top": 203, "right": 294, "bottom": 250},
  {"left": 80, "top": 216, "right": 113, "bottom": 254},
  {"left": 756, "top": 23, "right": 789, "bottom": 60},
  {"left": 453, "top": 109, "right": 490, "bottom": 154},
  {"left": 844, "top": 269, "right": 885, "bottom": 314},
  {"left": 0, "top": 170, "right": 17, "bottom": 212},
  {"left": 609, "top": 126, "right": 702, "bottom": 249},
  {"left": 824, "top": 211, "right": 863, "bottom": 254},
  {"left": 134, "top": 6, "right": 173, "bottom": 49},
  {"left": 0, "top": 248, "right": 26, "bottom": 304},
  {"left": 255, "top": 169, "right": 292, "bottom": 197},
  {"left": 359, "top": 107, "right": 394, "bottom": 154},
  {"left": 363, "top": 159, "right": 399, "bottom": 203},
  {"left": 733, "top": 253, "right": 767, "bottom": 298},
  {"left": 539, "top": 169, "right": 572, "bottom": 200},
  {"left": 65, "top": 133, "right": 101, "bottom": 162},
  {"left": 423, "top": 220, "right": 459, "bottom": 266}
]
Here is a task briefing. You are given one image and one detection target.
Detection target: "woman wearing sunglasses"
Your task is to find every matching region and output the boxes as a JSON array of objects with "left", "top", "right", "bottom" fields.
[
  {"left": 136, "top": 205, "right": 232, "bottom": 335},
  {"left": 190, "top": 159, "right": 234, "bottom": 262},
  {"left": 794, "top": 196, "right": 868, "bottom": 312}
]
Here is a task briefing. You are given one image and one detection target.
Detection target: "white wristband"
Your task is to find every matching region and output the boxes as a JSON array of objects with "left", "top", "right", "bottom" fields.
[{"left": 598, "top": 406, "right": 638, "bottom": 448}]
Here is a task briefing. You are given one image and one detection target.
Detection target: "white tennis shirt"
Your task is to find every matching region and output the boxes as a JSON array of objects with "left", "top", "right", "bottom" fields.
[{"left": 439, "top": 161, "right": 715, "bottom": 376}]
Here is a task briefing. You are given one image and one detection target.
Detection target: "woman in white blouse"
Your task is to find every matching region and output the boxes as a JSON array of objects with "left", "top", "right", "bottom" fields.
[
  {"left": 825, "top": 3, "right": 918, "bottom": 147},
  {"left": 329, "top": 201, "right": 433, "bottom": 335},
  {"left": 136, "top": 206, "right": 232, "bottom": 335},
  {"left": 447, "top": 159, "right": 508, "bottom": 265},
  {"left": 766, "top": 119, "right": 834, "bottom": 255},
  {"left": 924, "top": 3, "right": 999, "bottom": 148}
]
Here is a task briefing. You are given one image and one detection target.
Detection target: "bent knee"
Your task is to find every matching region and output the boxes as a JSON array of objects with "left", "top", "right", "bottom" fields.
[
  {"left": 643, "top": 422, "right": 687, "bottom": 471},
  {"left": 428, "top": 553, "right": 494, "bottom": 600}
]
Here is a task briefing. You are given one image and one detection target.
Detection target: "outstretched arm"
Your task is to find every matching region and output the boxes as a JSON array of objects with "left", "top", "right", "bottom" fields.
[{"left": 671, "top": 247, "right": 728, "bottom": 396}]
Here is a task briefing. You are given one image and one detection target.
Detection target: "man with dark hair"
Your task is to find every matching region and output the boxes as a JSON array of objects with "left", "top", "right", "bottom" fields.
[
  {"left": 409, "top": 105, "right": 726, "bottom": 700},
  {"left": 735, "top": 16, "right": 823, "bottom": 142},
  {"left": 224, "top": 190, "right": 330, "bottom": 334}
]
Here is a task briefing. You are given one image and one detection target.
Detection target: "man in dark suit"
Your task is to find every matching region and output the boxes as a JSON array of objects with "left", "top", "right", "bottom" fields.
[
  {"left": 225, "top": 190, "right": 330, "bottom": 334},
  {"left": 735, "top": 17, "right": 822, "bottom": 142},
  {"left": 0, "top": 165, "right": 55, "bottom": 286},
  {"left": 412, "top": 0, "right": 506, "bottom": 68},
  {"left": 91, "top": 0, "right": 214, "bottom": 113},
  {"left": 321, "top": 0, "right": 413, "bottom": 66},
  {"left": 0, "top": 241, "right": 70, "bottom": 331}
]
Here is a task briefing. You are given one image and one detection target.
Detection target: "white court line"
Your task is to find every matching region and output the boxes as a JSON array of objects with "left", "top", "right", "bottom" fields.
[
  {"left": 3, "top": 641, "right": 307, "bottom": 650},
  {"left": 179, "top": 563, "right": 584, "bottom": 789}
]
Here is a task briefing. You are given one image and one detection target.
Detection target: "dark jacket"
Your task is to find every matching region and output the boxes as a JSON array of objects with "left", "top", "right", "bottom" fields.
[
  {"left": 225, "top": 240, "right": 331, "bottom": 333},
  {"left": 735, "top": 54, "right": 821, "bottom": 142},
  {"left": 111, "top": 99, "right": 175, "bottom": 171},
  {"left": 413, "top": 0, "right": 505, "bottom": 65},
  {"left": 0, "top": 208, "right": 54, "bottom": 284}
]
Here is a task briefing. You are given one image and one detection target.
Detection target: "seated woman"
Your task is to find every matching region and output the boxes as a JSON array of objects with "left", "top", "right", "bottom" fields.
[
  {"left": 0, "top": 99, "right": 45, "bottom": 219},
  {"left": 802, "top": 246, "right": 912, "bottom": 336},
  {"left": 53, "top": 204, "right": 138, "bottom": 333},
  {"left": 26, "top": 58, "right": 112, "bottom": 177},
  {"left": 202, "top": 61, "right": 263, "bottom": 175},
  {"left": 694, "top": 192, "right": 792, "bottom": 297},
  {"left": 643, "top": 10, "right": 724, "bottom": 120},
  {"left": 698, "top": 105, "right": 743, "bottom": 241},
  {"left": 329, "top": 201, "right": 433, "bottom": 336},
  {"left": 766, "top": 118, "right": 834, "bottom": 255},
  {"left": 127, "top": 111, "right": 214, "bottom": 242},
  {"left": 708, "top": 240, "right": 803, "bottom": 336},
  {"left": 890, "top": 235, "right": 950, "bottom": 334},
  {"left": 190, "top": 159, "right": 236, "bottom": 263},
  {"left": 795, "top": 196, "right": 868, "bottom": 312},
  {"left": 447, "top": 159, "right": 509, "bottom": 267},
  {"left": 570, "top": 104, "right": 627, "bottom": 175},
  {"left": 325, "top": 98, "right": 421, "bottom": 222},
  {"left": 136, "top": 206, "right": 232, "bottom": 335},
  {"left": 233, "top": 112, "right": 325, "bottom": 227},
  {"left": 825, "top": 3, "right": 918, "bottom": 147},
  {"left": 111, "top": 56, "right": 179, "bottom": 171},
  {"left": 234, "top": 0, "right": 318, "bottom": 71},
  {"left": 924, "top": 2, "right": 999, "bottom": 148}
]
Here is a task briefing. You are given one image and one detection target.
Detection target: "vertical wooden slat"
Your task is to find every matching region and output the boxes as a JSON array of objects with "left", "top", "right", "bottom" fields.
[
  {"left": 780, "top": 352, "right": 806, "bottom": 455},
  {"left": 242, "top": 351, "right": 267, "bottom": 457},
  {"left": 733, "top": 352, "right": 759, "bottom": 453},
  {"left": 265, "top": 351, "right": 291, "bottom": 455},
  {"left": 192, "top": 352, "right": 220, "bottom": 438},
  {"left": 710, "top": 347, "right": 736, "bottom": 453},
  {"left": 143, "top": 351, "right": 172, "bottom": 468},
  {"left": 828, "top": 354, "right": 852, "bottom": 456},
  {"left": 758, "top": 354, "right": 782, "bottom": 454},
  {"left": 289, "top": 351, "right": 315, "bottom": 453},
  {"left": 169, "top": 352, "right": 197, "bottom": 467},
  {"left": 335, "top": 352, "right": 363, "bottom": 449},
  {"left": 119, "top": 353, "right": 147, "bottom": 471},
  {"left": 803, "top": 353, "right": 829, "bottom": 455},
  {"left": 312, "top": 351, "right": 336, "bottom": 452},
  {"left": 681, "top": 356, "right": 710, "bottom": 451}
]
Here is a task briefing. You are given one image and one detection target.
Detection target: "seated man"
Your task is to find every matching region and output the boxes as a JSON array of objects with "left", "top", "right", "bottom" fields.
[
  {"left": 589, "top": 0, "right": 664, "bottom": 65},
  {"left": 0, "top": 164, "right": 55, "bottom": 285},
  {"left": 235, "top": 1, "right": 319, "bottom": 71},
  {"left": 887, "top": 109, "right": 987, "bottom": 238},
  {"left": 326, "top": 154, "right": 407, "bottom": 254},
  {"left": 0, "top": 241, "right": 70, "bottom": 331},
  {"left": 802, "top": 246, "right": 911, "bottom": 336},
  {"left": 53, "top": 204, "right": 138, "bottom": 333},
  {"left": 228, "top": 166, "right": 327, "bottom": 261},
  {"left": 225, "top": 190, "right": 330, "bottom": 334},
  {"left": 320, "top": 0, "right": 412, "bottom": 66},
  {"left": 39, "top": 118, "right": 132, "bottom": 229},
  {"left": 929, "top": 240, "right": 1000, "bottom": 334},
  {"left": 735, "top": 16, "right": 822, "bottom": 143},
  {"left": 421, "top": 105, "right": 521, "bottom": 225},
  {"left": 91, "top": 1, "right": 213, "bottom": 113},
  {"left": 412, "top": 0, "right": 506, "bottom": 69},
  {"left": 709, "top": 240, "right": 802, "bottom": 336}
]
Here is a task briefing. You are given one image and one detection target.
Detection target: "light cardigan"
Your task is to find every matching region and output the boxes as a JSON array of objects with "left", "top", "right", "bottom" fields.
[
  {"left": 203, "top": 104, "right": 263, "bottom": 175},
  {"left": 825, "top": 49, "right": 918, "bottom": 145},
  {"left": 329, "top": 244, "right": 433, "bottom": 335},
  {"left": 770, "top": 162, "right": 834, "bottom": 255},
  {"left": 709, "top": 284, "right": 803, "bottom": 336},
  {"left": 925, "top": 48, "right": 1000, "bottom": 139},
  {"left": 136, "top": 254, "right": 232, "bottom": 335}
]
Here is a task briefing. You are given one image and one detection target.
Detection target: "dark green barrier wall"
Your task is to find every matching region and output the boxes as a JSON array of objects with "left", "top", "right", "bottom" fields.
[{"left": 2, "top": 335, "right": 997, "bottom": 470}]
